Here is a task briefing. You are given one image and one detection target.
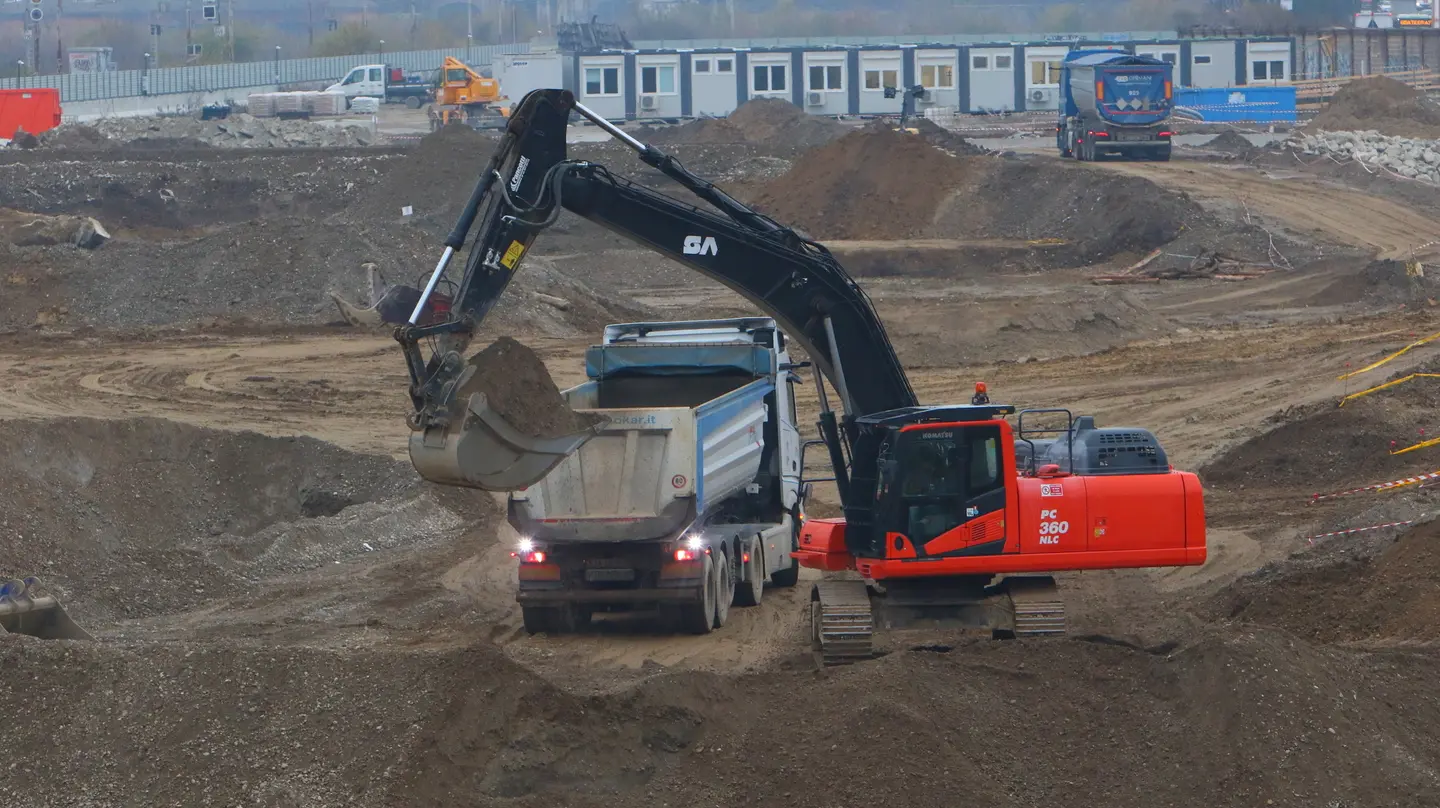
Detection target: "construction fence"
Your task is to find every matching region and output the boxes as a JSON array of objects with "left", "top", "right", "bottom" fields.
[{"left": 0, "top": 44, "right": 530, "bottom": 104}]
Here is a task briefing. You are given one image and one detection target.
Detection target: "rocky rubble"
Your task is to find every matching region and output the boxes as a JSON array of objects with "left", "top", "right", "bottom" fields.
[
  {"left": 1291, "top": 130, "right": 1440, "bottom": 184},
  {"left": 33, "top": 113, "right": 377, "bottom": 150}
]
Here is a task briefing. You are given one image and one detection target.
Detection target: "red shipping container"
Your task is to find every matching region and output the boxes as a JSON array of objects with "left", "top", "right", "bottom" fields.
[{"left": 0, "top": 88, "right": 63, "bottom": 140}]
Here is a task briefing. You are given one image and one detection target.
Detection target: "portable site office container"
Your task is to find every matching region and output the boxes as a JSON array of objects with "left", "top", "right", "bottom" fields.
[{"left": 0, "top": 89, "right": 62, "bottom": 140}]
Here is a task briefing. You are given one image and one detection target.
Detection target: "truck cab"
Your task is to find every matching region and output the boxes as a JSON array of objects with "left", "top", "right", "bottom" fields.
[
  {"left": 329, "top": 64, "right": 387, "bottom": 99},
  {"left": 328, "top": 64, "right": 433, "bottom": 108}
]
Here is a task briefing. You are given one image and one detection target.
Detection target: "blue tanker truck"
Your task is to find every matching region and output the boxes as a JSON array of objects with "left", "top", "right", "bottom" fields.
[{"left": 1057, "top": 51, "right": 1175, "bottom": 162}]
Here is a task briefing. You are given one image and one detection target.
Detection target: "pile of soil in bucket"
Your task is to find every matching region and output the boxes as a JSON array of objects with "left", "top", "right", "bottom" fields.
[{"left": 456, "top": 336, "right": 603, "bottom": 438}]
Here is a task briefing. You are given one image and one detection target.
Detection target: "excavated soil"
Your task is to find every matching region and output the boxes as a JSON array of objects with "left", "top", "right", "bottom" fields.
[
  {"left": 1307, "top": 257, "right": 1440, "bottom": 308},
  {"left": 457, "top": 336, "right": 602, "bottom": 438},
  {"left": 1201, "top": 369, "right": 1440, "bottom": 494},
  {"left": 1217, "top": 517, "right": 1440, "bottom": 645},
  {"left": 643, "top": 97, "right": 849, "bottom": 154},
  {"left": 0, "top": 418, "right": 458, "bottom": 624},
  {"left": 750, "top": 125, "right": 1284, "bottom": 265},
  {"left": 750, "top": 126, "right": 975, "bottom": 240},
  {"left": 6, "top": 626, "right": 1440, "bottom": 807},
  {"left": 1201, "top": 130, "right": 1257, "bottom": 154},
  {"left": 1309, "top": 76, "right": 1440, "bottom": 139}
]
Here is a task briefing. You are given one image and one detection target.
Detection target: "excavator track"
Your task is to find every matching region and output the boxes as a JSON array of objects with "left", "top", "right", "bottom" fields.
[
  {"left": 1006, "top": 576, "right": 1067, "bottom": 638},
  {"left": 810, "top": 581, "right": 875, "bottom": 667}
]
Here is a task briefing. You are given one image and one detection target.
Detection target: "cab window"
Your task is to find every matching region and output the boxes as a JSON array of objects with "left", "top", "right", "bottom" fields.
[
  {"left": 342, "top": 69, "right": 363, "bottom": 85},
  {"left": 892, "top": 426, "right": 1004, "bottom": 544}
]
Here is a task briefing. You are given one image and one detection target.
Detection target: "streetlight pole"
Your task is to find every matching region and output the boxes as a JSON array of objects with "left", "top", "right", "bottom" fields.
[{"left": 273, "top": 45, "right": 281, "bottom": 86}]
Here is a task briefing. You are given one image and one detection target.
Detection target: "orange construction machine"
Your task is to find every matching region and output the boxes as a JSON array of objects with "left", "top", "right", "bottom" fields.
[
  {"left": 430, "top": 56, "right": 510, "bottom": 130},
  {"left": 372, "top": 88, "right": 1208, "bottom": 665}
]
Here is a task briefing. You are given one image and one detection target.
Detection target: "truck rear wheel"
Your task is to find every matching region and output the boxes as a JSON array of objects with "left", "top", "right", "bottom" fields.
[
  {"left": 680, "top": 554, "right": 717, "bottom": 634},
  {"left": 713, "top": 547, "right": 734, "bottom": 628},
  {"left": 734, "top": 542, "right": 764, "bottom": 607},
  {"left": 522, "top": 606, "right": 555, "bottom": 635},
  {"left": 405, "top": 96, "right": 422, "bottom": 110}
]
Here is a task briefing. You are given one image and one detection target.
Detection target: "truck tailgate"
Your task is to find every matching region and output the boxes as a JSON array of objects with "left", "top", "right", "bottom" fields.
[{"left": 512, "top": 377, "right": 774, "bottom": 541}]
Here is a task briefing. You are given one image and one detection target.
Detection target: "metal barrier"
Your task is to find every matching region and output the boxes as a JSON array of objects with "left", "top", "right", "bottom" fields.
[
  {"left": 1175, "top": 86, "right": 1297, "bottom": 123},
  {"left": 0, "top": 44, "right": 530, "bottom": 104}
]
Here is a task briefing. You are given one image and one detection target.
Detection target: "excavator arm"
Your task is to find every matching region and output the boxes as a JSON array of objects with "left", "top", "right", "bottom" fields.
[{"left": 396, "top": 88, "right": 916, "bottom": 497}]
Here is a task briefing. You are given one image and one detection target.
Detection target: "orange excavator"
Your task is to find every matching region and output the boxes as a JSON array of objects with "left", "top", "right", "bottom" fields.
[
  {"left": 369, "top": 88, "right": 1210, "bottom": 664},
  {"left": 430, "top": 56, "right": 510, "bottom": 131}
]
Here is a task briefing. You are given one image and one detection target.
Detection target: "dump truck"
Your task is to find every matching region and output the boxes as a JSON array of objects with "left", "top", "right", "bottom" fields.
[
  {"left": 504, "top": 318, "right": 806, "bottom": 635},
  {"left": 1057, "top": 51, "right": 1174, "bottom": 161}
]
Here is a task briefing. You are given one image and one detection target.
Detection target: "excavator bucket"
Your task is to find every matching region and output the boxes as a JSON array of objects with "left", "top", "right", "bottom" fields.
[
  {"left": 0, "top": 577, "right": 93, "bottom": 641},
  {"left": 332, "top": 268, "right": 453, "bottom": 328},
  {"left": 408, "top": 391, "right": 604, "bottom": 491}
]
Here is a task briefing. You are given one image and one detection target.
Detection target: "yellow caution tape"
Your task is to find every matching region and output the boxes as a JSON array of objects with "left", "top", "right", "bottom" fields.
[
  {"left": 1338, "top": 329, "right": 1440, "bottom": 381},
  {"left": 1338, "top": 373, "right": 1440, "bottom": 407}
]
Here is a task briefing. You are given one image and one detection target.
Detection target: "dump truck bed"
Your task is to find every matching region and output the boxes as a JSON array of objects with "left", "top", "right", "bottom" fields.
[{"left": 509, "top": 338, "right": 776, "bottom": 544}]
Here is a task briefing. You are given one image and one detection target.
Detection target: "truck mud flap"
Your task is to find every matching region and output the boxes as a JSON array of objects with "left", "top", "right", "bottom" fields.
[
  {"left": 0, "top": 578, "right": 93, "bottom": 641},
  {"left": 409, "top": 391, "right": 604, "bottom": 491}
]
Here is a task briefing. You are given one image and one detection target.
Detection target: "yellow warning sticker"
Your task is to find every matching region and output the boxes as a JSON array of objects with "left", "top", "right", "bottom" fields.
[{"left": 500, "top": 240, "right": 525, "bottom": 269}]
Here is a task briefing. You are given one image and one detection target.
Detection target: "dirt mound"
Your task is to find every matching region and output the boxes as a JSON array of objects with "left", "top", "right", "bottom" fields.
[
  {"left": 1200, "top": 375, "right": 1440, "bottom": 493},
  {"left": 909, "top": 116, "right": 992, "bottom": 156},
  {"left": 1308, "top": 258, "right": 1440, "bottom": 308},
  {"left": 36, "top": 124, "right": 110, "bottom": 150},
  {"left": 7, "top": 628, "right": 1440, "bottom": 805},
  {"left": 644, "top": 97, "right": 848, "bottom": 153},
  {"left": 40, "top": 113, "right": 378, "bottom": 150},
  {"left": 0, "top": 418, "right": 479, "bottom": 624},
  {"left": 1310, "top": 76, "right": 1440, "bottom": 138},
  {"left": 1, "top": 216, "right": 651, "bottom": 335},
  {"left": 1218, "top": 517, "right": 1440, "bottom": 644},
  {"left": 458, "top": 337, "right": 602, "bottom": 438},
  {"left": 748, "top": 126, "right": 1257, "bottom": 263},
  {"left": 750, "top": 125, "right": 973, "bottom": 239},
  {"left": 1202, "top": 130, "right": 1256, "bottom": 154},
  {"left": 351, "top": 122, "right": 495, "bottom": 228}
]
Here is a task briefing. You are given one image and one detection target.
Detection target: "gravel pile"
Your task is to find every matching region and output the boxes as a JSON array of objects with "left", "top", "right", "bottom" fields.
[
  {"left": 37, "top": 113, "right": 378, "bottom": 150},
  {"left": 1291, "top": 130, "right": 1440, "bottom": 184}
]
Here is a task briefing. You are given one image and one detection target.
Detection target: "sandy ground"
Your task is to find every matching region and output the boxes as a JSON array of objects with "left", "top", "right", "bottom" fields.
[{"left": 9, "top": 105, "right": 1440, "bottom": 806}]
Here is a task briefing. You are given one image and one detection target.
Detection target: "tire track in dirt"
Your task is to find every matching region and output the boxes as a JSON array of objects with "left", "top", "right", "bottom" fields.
[{"left": 1086, "top": 160, "right": 1440, "bottom": 260}]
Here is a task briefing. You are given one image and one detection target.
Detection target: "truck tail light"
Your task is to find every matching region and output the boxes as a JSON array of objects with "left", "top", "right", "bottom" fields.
[
  {"left": 510, "top": 550, "right": 547, "bottom": 564},
  {"left": 1158, "top": 131, "right": 1173, "bottom": 138},
  {"left": 674, "top": 548, "right": 698, "bottom": 562},
  {"left": 1088, "top": 131, "right": 1109, "bottom": 138}
]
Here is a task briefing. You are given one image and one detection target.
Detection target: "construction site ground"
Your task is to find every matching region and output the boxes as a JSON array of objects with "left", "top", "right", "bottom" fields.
[{"left": 6, "top": 103, "right": 1440, "bottom": 807}]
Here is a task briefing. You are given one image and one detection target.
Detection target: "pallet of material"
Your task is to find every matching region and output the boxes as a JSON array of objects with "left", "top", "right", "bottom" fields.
[
  {"left": 274, "top": 92, "right": 307, "bottom": 115},
  {"left": 247, "top": 93, "right": 276, "bottom": 118},
  {"left": 308, "top": 91, "right": 347, "bottom": 116}
]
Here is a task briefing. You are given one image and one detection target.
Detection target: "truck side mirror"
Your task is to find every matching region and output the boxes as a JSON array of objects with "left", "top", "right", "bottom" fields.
[{"left": 1037, "top": 463, "right": 1072, "bottom": 479}]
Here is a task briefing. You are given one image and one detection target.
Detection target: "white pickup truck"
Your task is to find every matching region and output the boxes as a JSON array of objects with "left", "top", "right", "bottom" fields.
[{"left": 509, "top": 318, "right": 810, "bottom": 634}]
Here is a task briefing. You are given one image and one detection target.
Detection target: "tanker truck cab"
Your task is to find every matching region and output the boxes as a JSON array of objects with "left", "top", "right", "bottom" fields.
[{"left": 508, "top": 318, "right": 808, "bottom": 635}]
